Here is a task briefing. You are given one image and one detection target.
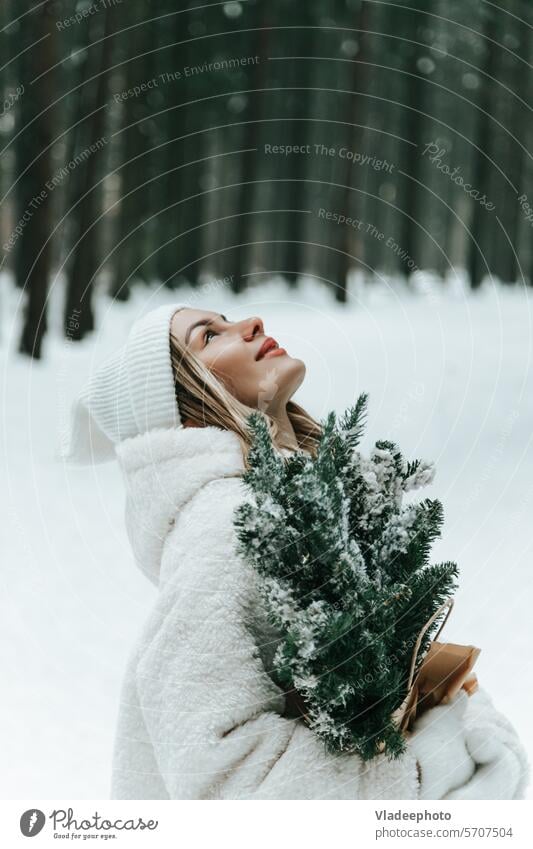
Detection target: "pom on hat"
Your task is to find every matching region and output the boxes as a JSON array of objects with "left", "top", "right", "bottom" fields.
[{"left": 63, "top": 303, "right": 184, "bottom": 464}]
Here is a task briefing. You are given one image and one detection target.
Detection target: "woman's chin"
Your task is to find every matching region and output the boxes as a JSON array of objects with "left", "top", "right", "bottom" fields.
[
  {"left": 254, "top": 352, "right": 306, "bottom": 398},
  {"left": 291, "top": 355, "right": 306, "bottom": 377},
  {"left": 281, "top": 354, "right": 306, "bottom": 391}
]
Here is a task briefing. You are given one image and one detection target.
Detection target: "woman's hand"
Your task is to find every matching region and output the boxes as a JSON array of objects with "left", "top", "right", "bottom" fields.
[
  {"left": 442, "top": 688, "right": 529, "bottom": 800},
  {"left": 408, "top": 689, "right": 476, "bottom": 799},
  {"left": 408, "top": 688, "right": 529, "bottom": 800}
]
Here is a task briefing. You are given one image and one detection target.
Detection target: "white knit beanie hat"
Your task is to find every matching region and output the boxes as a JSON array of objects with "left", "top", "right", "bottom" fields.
[{"left": 64, "top": 303, "right": 184, "bottom": 464}]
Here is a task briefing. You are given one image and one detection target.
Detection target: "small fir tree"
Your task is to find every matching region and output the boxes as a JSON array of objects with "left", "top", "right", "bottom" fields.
[{"left": 234, "top": 393, "right": 458, "bottom": 761}]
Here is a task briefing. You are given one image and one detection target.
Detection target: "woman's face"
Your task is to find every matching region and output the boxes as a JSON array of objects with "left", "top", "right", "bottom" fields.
[{"left": 170, "top": 308, "right": 305, "bottom": 412}]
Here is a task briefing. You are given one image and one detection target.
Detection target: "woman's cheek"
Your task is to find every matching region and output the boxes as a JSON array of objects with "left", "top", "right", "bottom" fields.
[
  {"left": 212, "top": 352, "right": 246, "bottom": 397},
  {"left": 234, "top": 364, "right": 258, "bottom": 407}
]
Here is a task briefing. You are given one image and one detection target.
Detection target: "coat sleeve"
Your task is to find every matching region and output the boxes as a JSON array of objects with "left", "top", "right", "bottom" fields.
[
  {"left": 442, "top": 688, "right": 529, "bottom": 800},
  {"left": 133, "top": 478, "right": 420, "bottom": 800},
  {"left": 409, "top": 688, "right": 529, "bottom": 801}
]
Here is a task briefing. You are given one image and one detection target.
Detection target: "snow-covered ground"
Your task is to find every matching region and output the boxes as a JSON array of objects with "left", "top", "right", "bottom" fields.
[{"left": 1, "top": 270, "right": 532, "bottom": 799}]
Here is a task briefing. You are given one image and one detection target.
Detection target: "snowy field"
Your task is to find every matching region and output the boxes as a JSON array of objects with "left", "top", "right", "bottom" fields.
[{"left": 1, "top": 270, "right": 532, "bottom": 799}]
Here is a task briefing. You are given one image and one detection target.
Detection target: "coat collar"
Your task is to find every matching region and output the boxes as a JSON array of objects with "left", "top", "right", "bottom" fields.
[
  {"left": 116, "top": 423, "right": 245, "bottom": 476},
  {"left": 115, "top": 425, "right": 245, "bottom": 585}
]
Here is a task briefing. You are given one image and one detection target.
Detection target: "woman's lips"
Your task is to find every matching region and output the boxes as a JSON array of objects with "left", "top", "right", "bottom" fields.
[
  {"left": 263, "top": 346, "right": 286, "bottom": 359},
  {"left": 256, "top": 336, "right": 287, "bottom": 360}
]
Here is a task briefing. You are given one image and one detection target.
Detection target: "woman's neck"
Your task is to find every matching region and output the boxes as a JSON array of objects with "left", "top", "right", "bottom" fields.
[{"left": 269, "top": 404, "right": 299, "bottom": 451}]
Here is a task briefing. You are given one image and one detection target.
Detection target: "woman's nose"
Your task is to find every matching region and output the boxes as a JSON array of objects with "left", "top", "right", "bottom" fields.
[{"left": 240, "top": 316, "right": 264, "bottom": 341}]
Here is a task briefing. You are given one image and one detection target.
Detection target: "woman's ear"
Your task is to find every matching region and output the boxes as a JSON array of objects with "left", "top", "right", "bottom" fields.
[{"left": 183, "top": 417, "right": 201, "bottom": 428}]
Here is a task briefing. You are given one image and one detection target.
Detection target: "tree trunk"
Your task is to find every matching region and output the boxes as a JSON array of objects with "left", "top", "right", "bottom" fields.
[
  {"left": 232, "top": 10, "right": 270, "bottom": 294},
  {"left": 109, "top": 11, "right": 155, "bottom": 300},
  {"left": 467, "top": 10, "right": 499, "bottom": 289},
  {"left": 333, "top": 0, "right": 370, "bottom": 303},
  {"left": 63, "top": 2, "right": 115, "bottom": 338},
  {"left": 16, "top": 2, "right": 58, "bottom": 358}
]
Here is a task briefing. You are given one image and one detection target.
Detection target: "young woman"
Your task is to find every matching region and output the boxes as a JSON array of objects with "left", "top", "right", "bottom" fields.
[{"left": 67, "top": 303, "right": 528, "bottom": 800}]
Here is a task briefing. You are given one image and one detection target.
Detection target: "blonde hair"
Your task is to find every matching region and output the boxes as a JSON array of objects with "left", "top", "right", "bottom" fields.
[{"left": 169, "top": 315, "right": 322, "bottom": 465}]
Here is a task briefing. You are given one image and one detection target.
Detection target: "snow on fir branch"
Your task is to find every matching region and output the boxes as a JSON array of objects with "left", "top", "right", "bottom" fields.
[{"left": 233, "top": 393, "right": 459, "bottom": 761}]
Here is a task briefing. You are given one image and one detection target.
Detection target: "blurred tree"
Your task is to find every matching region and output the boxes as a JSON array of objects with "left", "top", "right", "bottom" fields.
[
  {"left": 152, "top": 0, "right": 196, "bottom": 288},
  {"left": 272, "top": 0, "right": 316, "bottom": 288},
  {"left": 109, "top": 0, "right": 156, "bottom": 300},
  {"left": 328, "top": 0, "right": 370, "bottom": 302},
  {"left": 489, "top": 0, "right": 530, "bottom": 285},
  {"left": 15, "top": 1, "right": 60, "bottom": 358},
  {"left": 204, "top": 0, "right": 258, "bottom": 288},
  {"left": 467, "top": 5, "right": 499, "bottom": 290},
  {"left": 396, "top": 3, "right": 430, "bottom": 279},
  {"left": 63, "top": 0, "right": 116, "bottom": 338},
  {"left": 1, "top": 0, "right": 533, "bottom": 357},
  {"left": 232, "top": 0, "right": 269, "bottom": 293}
]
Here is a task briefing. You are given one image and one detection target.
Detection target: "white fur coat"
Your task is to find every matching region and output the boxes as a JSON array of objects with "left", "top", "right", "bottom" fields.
[{"left": 110, "top": 425, "right": 528, "bottom": 800}]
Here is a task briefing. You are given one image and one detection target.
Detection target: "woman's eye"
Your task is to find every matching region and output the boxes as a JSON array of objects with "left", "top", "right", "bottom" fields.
[{"left": 205, "top": 329, "right": 217, "bottom": 344}]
